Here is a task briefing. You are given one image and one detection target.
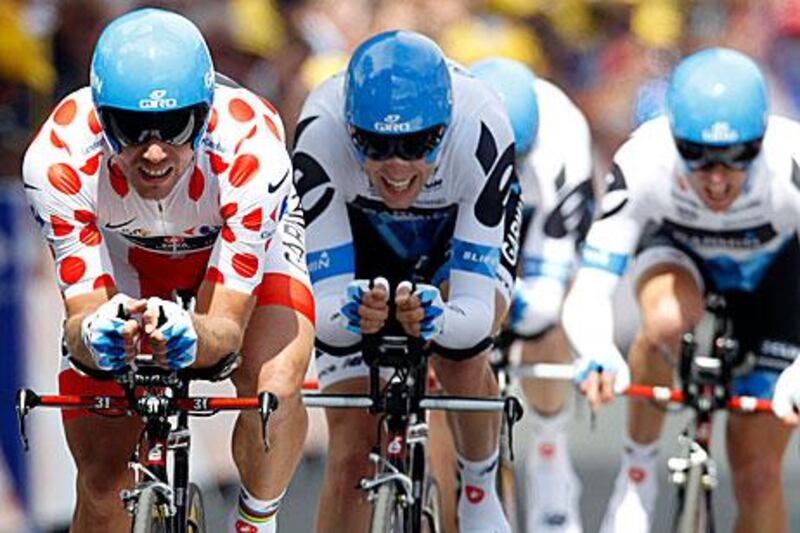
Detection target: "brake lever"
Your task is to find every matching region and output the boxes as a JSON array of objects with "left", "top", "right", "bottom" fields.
[
  {"left": 15, "top": 389, "right": 39, "bottom": 452},
  {"left": 503, "top": 396, "right": 524, "bottom": 461},
  {"left": 258, "top": 391, "right": 280, "bottom": 452}
]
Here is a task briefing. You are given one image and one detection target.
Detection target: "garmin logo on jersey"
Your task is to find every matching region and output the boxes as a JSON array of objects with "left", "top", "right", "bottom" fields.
[
  {"left": 139, "top": 89, "right": 178, "bottom": 110},
  {"left": 374, "top": 114, "right": 412, "bottom": 133},
  {"left": 701, "top": 121, "right": 739, "bottom": 143}
]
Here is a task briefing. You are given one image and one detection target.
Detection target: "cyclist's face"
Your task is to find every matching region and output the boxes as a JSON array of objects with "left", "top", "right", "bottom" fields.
[
  {"left": 114, "top": 140, "right": 194, "bottom": 200},
  {"left": 688, "top": 164, "right": 748, "bottom": 212},
  {"left": 364, "top": 157, "right": 435, "bottom": 209}
]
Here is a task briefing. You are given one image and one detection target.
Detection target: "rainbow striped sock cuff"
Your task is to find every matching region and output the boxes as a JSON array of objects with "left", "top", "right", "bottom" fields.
[{"left": 237, "top": 489, "right": 282, "bottom": 524}]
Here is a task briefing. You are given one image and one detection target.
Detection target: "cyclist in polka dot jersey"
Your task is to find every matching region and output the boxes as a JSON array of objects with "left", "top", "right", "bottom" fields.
[{"left": 22, "top": 9, "right": 313, "bottom": 533}]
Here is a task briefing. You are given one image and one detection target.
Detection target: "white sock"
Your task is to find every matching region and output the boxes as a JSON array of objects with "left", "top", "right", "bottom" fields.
[
  {"left": 229, "top": 486, "right": 284, "bottom": 533},
  {"left": 617, "top": 436, "right": 658, "bottom": 509},
  {"left": 457, "top": 450, "right": 511, "bottom": 532}
]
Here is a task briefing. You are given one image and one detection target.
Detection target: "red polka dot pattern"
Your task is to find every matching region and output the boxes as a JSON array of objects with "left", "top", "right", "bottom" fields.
[
  {"left": 220, "top": 202, "right": 238, "bottom": 219},
  {"left": 53, "top": 99, "right": 77, "bottom": 126},
  {"left": 93, "top": 274, "right": 115, "bottom": 290},
  {"left": 228, "top": 154, "right": 259, "bottom": 188},
  {"left": 189, "top": 167, "right": 205, "bottom": 201},
  {"left": 229, "top": 98, "right": 255, "bottom": 122},
  {"left": 259, "top": 96, "right": 278, "bottom": 115},
  {"left": 88, "top": 109, "right": 102, "bottom": 134},
  {"left": 74, "top": 210, "right": 96, "bottom": 224},
  {"left": 50, "top": 215, "right": 74, "bottom": 236},
  {"left": 59, "top": 256, "right": 86, "bottom": 285},
  {"left": 79, "top": 225, "right": 102, "bottom": 246},
  {"left": 221, "top": 225, "right": 236, "bottom": 243},
  {"left": 92, "top": 274, "right": 117, "bottom": 290},
  {"left": 207, "top": 151, "right": 229, "bottom": 174},
  {"left": 232, "top": 253, "right": 258, "bottom": 278},
  {"left": 50, "top": 130, "right": 70, "bottom": 153},
  {"left": 80, "top": 152, "right": 102, "bottom": 175},
  {"left": 48, "top": 164, "right": 82, "bottom": 195},
  {"left": 109, "top": 163, "right": 129, "bottom": 197},
  {"left": 263, "top": 115, "right": 281, "bottom": 141},
  {"left": 205, "top": 267, "right": 225, "bottom": 284},
  {"left": 242, "top": 208, "right": 262, "bottom": 231},
  {"left": 234, "top": 125, "right": 257, "bottom": 154},
  {"left": 207, "top": 108, "right": 219, "bottom": 133}
]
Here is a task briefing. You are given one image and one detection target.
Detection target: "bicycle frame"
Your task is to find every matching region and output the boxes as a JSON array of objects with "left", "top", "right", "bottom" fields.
[{"left": 302, "top": 335, "right": 523, "bottom": 532}]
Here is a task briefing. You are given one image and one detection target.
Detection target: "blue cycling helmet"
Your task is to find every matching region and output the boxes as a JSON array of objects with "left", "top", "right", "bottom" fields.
[
  {"left": 667, "top": 48, "right": 768, "bottom": 145},
  {"left": 471, "top": 58, "right": 539, "bottom": 155},
  {"left": 345, "top": 30, "right": 452, "bottom": 135},
  {"left": 90, "top": 8, "right": 214, "bottom": 151}
]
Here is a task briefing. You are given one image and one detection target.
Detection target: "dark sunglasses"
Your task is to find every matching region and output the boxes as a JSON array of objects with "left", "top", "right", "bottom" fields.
[
  {"left": 351, "top": 125, "right": 445, "bottom": 161},
  {"left": 99, "top": 104, "right": 210, "bottom": 148},
  {"left": 675, "top": 138, "right": 762, "bottom": 171}
]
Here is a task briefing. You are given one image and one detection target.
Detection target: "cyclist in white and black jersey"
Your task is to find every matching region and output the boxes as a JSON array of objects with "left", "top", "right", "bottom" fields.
[
  {"left": 293, "top": 31, "right": 519, "bottom": 532},
  {"left": 561, "top": 48, "right": 800, "bottom": 532},
  {"left": 472, "top": 58, "right": 594, "bottom": 533}
]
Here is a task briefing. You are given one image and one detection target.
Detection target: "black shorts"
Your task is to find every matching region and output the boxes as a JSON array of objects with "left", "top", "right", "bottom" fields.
[{"left": 635, "top": 228, "right": 800, "bottom": 397}]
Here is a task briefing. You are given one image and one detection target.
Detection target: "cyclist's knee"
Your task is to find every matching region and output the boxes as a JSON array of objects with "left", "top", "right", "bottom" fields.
[
  {"left": 640, "top": 297, "right": 694, "bottom": 350},
  {"left": 731, "top": 459, "right": 782, "bottom": 505},
  {"left": 76, "top": 465, "right": 129, "bottom": 505},
  {"left": 434, "top": 354, "right": 492, "bottom": 395}
]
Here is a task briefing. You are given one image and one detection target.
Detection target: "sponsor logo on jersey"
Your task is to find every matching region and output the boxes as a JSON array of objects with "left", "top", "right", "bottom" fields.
[
  {"left": 662, "top": 219, "right": 777, "bottom": 250},
  {"left": 374, "top": 114, "right": 413, "bottom": 133},
  {"left": 139, "top": 89, "right": 178, "bottom": 110},
  {"left": 701, "top": 121, "right": 739, "bottom": 143}
]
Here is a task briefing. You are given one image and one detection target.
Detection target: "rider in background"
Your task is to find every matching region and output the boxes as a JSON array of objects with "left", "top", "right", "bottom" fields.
[
  {"left": 562, "top": 47, "right": 800, "bottom": 533},
  {"left": 471, "top": 58, "right": 594, "bottom": 533},
  {"left": 22, "top": 9, "right": 314, "bottom": 533},
  {"left": 293, "top": 31, "right": 519, "bottom": 532}
]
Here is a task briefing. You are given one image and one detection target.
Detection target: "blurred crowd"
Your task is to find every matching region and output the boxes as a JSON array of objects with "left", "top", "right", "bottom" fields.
[{"left": 2, "top": 0, "right": 800, "bottom": 176}]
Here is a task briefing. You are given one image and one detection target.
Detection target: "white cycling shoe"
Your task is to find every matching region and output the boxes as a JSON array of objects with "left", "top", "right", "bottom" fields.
[
  {"left": 599, "top": 442, "right": 658, "bottom": 533},
  {"left": 526, "top": 431, "right": 582, "bottom": 532}
]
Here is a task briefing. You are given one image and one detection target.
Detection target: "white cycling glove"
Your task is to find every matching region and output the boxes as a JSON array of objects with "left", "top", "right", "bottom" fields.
[
  {"left": 81, "top": 293, "right": 135, "bottom": 372},
  {"left": 398, "top": 281, "right": 446, "bottom": 341},
  {"left": 338, "top": 277, "right": 389, "bottom": 335},
  {"left": 145, "top": 297, "right": 198, "bottom": 369},
  {"left": 574, "top": 349, "right": 631, "bottom": 394},
  {"left": 772, "top": 361, "right": 800, "bottom": 420}
]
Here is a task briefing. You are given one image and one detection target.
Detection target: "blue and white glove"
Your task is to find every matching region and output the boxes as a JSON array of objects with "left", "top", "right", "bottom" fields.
[
  {"left": 146, "top": 297, "right": 198, "bottom": 369},
  {"left": 399, "top": 281, "right": 446, "bottom": 341},
  {"left": 81, "top": 293, "right": 135, "bottom": 372},
  {"left": 772, "top": 361, "right": 800, "bottom": 421},
  {"left": 574, "top": 349, "right": 631, "bottom": 393},
  {"left": 339, "top": 277, "right": 389, "bottom": 335}
]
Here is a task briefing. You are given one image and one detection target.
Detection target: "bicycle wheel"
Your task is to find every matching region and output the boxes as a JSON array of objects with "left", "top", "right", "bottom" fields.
[
  {"left": 370, "top": 483, "right": 404, "bottom": 533},
  {"left": 132, "top": 485, "right": 171, "bottom": 533},
  {"left": 421, "top": 476, "right": 441, "bottom": 533},
  {"left": 674, "top": 463, "right": 711, "bottom": 533},
  {"left": 184, "top": 483, "right": 206, "bottom": 533}
]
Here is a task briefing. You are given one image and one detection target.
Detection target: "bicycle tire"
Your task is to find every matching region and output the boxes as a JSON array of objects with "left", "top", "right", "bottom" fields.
[
  {"left": 132, "top": 485, "right": 171, "bottom": 533},
  {"left": 370, "top": 483, "right": 403, "bottom": 533},
  {"left": 184, "top": 483, "right": 206, "bottom": 533},
  {"left": 674, "top": 463, "right": 711, "bottom": 533},
  {"left": 422, "top": 476, "right": 441, "bottom": 533}
]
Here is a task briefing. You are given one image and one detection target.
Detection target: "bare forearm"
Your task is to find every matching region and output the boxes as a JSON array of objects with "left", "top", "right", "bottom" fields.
[
  {"left": 64, "top": 312, "right": 96, "bottom": 368},
  {"left": 192, "top": 313, "right": 245, "bottom": 367}
]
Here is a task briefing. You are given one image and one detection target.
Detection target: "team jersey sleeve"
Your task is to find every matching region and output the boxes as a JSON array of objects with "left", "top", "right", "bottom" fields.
[
  {"left": 205, "top": 91, "right": 293, "bottom": 296},
  {"left": 292, "top": 88, "right": 358, "bottom": 351},
  {"left": 22, "top": 96, "right": 115, "bottom": 299},
  {"left": 561, "top": 136, "right": 651, "bottom": 363},
  {"left": 517, "top": 104, "right": 594, "bottom": 334},
  {"left": 433, "top": 99, "right": 516, "bottom": 357}
]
